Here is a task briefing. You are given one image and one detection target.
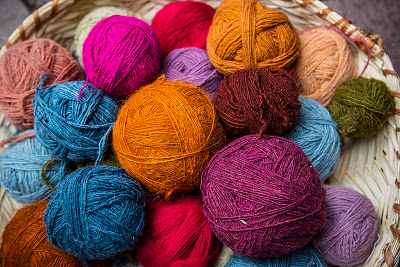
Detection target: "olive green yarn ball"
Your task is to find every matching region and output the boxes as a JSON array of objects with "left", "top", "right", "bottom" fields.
[{"left": 328, "top": 77, "right": 395, "bottom": 138}]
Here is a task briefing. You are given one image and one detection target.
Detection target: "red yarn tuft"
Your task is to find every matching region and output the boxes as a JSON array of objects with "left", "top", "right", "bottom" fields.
[
  {"left": 151, "top": 1, "right": 215, "bottom": 59},
  {"left": 137, "top": 195, "right": 221, "bottom": 267}
]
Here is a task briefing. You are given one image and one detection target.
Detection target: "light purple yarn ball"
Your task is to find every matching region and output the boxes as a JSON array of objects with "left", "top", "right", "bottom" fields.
[
  {"left": 163, "top": 47, "right": 222, "bottom": 101},
  {"left": 313, "top": 185, "right": 379, "bottom": 266}
]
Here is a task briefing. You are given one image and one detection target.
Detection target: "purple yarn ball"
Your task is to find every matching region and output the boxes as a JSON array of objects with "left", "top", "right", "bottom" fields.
[
  {"left": 163, "top": 47, "right": 222, "bottom": 101},
  {"left": 201, "top": 134, "right": 326, "bottom": 259},
  {"left": 312, "top": 185, "right": 379, "bottom": 266},
  {"left": 83, "top": 15, "right": 161, "bottom": 97}
]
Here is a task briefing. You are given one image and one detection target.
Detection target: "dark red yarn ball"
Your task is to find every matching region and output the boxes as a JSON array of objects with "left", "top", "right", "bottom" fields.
[
  {"left": 214, "top": 66, "right": 301, "bottom": 138},
  {"left": 151, "top": 1, "right": 215, "bottom": 59}
]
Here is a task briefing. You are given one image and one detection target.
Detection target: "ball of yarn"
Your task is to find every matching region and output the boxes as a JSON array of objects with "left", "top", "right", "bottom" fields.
[
  {"left": 201, "top": 135, "right": 326, "bottom": 258},
  {"left": 227, "top": 246, "right": 327, "bottom": 267},
  {"left": 328, "top": 77, "right": 395, "bottom": 138},
  {"left": 285, "top": 97, "right": 340, "bottom": 181},
  {"left": 137, "top": 195, "right": 221, "bottom": 267},
  {"left": 214, "top": 66, "right": 301, "bottom": 137},
  {"left": 44, "top": 166, "right": 146, "bottom": 260},
  {"left": 207, "top": 0, "right": 299, "bottom": 75},
  {"left": 0, "top": 130, "right": 63, "bottom": 204},
  {"left": 112, "top": 76, "right": 225, "bottom": 198},
  {"left": 1, "top": 200, "right": 83, "bottom": 267},
  {"left": 293, "top": 28, "right": 357, "bottom": 106},
  {"left": 163, "top": 47, "right": 222, "bottom": 101},
  {"left": 312, "top": 185, "right": 379, "bottom": 266},
  {"left": 33, "top": 79, "right": 119, "bottom": 163},
  {"left": 0, "top": 38, "right": 83, "bottom": 130},
  {"left": 72, "top": 6, "right": 134, "bottom": 67},
  {"left": 83, "top": 15, "right": 160, "bottom": 97},
  {"left": 151, "top": 1, "right": 215, "bottom": 59}
]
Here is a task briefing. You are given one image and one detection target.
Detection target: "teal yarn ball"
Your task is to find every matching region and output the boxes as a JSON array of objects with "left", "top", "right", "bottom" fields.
[
  {"left": 44, "top": 165, "right": 146, "bottom": 261},
  {"left": 227, "top": 246, "right": 327, "bottom": 267},
  {"left": 0, "top": 129, "right": 63, "bottom": 204},
  {"left": 285, "top": 97, "right": 340, "bottom": 181},
  {"left": 33, "top": 76, "right": 119, "bottom": 163}
]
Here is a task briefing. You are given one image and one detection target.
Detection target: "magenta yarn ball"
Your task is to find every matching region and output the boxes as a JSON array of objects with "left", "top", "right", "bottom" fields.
[
  {"left": 312, "top": 185, "right": 379, "bottom": 266},
  {"left": 201, "top": 135, "right": 326, "bottom": 259},
  {"left": 82, "top": 15, "right": 161, "bottom": 97}
]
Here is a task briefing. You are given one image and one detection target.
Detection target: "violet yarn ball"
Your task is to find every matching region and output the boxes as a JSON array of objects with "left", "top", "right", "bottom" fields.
[
  {"left": 82, "top": 15, "right": 161, "bottom": 97},
  {"left": 201, "top": 135, "right": 326, "bottom": 259},
  {"left": 163, "top": 47, "right": 222, "bottom": 101},
  {"left": 312, "top": 185, "right": 379, "bottom": 266}
]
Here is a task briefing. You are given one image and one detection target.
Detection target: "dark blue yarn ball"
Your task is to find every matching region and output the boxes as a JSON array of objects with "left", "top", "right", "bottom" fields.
[
  {"left": 44, "top": 165, "right": 146, "bottom": 260},
  {"left": 227, "top": 246, "right": 327, "bottom": 267},
  {"left": 33, "top": 79, "right": 119, "bottom": 163}
]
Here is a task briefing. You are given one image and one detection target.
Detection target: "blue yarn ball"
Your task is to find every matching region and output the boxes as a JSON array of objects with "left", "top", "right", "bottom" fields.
[
  {"left": 285, "top": 97, "right": 340, "bottom": 180},
  {"left": 0, "top": 129, "right": 62, "bottom": 204},
  {"left": 227, "top": 246, "right": 327, "bottom": 267},
  {"left": 44, "top": 165, "right": 146, "bottom": 261},
  {"left": 33, "top": 78, "right": 119, "bottom": 163}
]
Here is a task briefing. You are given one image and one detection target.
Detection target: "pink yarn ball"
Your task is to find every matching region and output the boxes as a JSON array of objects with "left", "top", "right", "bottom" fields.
[{"left": 82, "top": 15, "right": 161, "bottom": 97}]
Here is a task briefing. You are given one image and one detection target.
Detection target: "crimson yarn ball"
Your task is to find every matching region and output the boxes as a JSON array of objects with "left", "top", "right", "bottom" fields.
[
  {"left": 137, "top": 195, "right": 221, "bottom": 267},
  {"left": 83, "top": 15, "right": 161, "bottom": 97},
  {"left": 151, "top": 1, "right": 215, "bottom": 59},
  {"left": 214, "top": 66, "right": 301, "bottom": 138},
  {"left": 201, "top": 135, "right": 326, "bottom": 258}
]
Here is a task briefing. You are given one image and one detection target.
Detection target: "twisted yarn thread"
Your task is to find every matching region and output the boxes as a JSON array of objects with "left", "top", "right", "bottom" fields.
[
  {"left": 163, "top": 47, "right": 222, "bottom": 101},
  {"left": 0, "top": 130, "right": 63, "bottom": 204},
  {"left": 293, "top": 28, "right": 357, "bottom": 106},
  {"left": 207, "top": 0, "right": 299, "bottom": 75},
  {"left": 1, "top": 200, "right": 83, "bottom": 267},
  {"left": 72, "top": 6, "right": 134, "bottom": 67},
  {"left": 44, "top": 166, "right": 146, "bottom": 261},
  {"left": 0, "top": 38, "right": 83, "bottom": 130},
  {"left": 112, "top": 76, "right": 225, "bottom": 198},
  {"left": 83, "top": 15, "right": 160, "bottom": 97},
  {"left": 151, "top": 1, "right": 215, "bottom": 59},
  {"left": 328, "top": 77, "right": 395, "bottom": 137},
  {"left": 285, "top": 97, "right": 340, "bottom": 181},
  {"left": 214, "top": 66, "right": 301, "bottom": 137},
  {"left": 227, "top": 246, "right": 327, "bottom": 267},
  {"left": 201, "top": 135, "right": 326, "bottom": 258},
  {"left": 313, "top": 185, "right": 379, "bottom": 266},
  {"left": 137, "top": 196, "right": 221, "bottom": 267}
]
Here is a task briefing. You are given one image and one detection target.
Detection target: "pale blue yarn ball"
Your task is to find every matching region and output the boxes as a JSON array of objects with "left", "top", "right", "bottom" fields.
[
  {"left": 44, "top": 165, "right": 146, "bottom": 261},
  {"left": 33, "top": 78, "right": 119, "bottom": 163},
  {"left": 285, "top": 97, "right": 340, "bottom": 181},
  {"left": 0, "top": 129, "right": 62, "bottom": 204},
  {"left": 227, "top": 246, "right": 327, "bottom": 267}
]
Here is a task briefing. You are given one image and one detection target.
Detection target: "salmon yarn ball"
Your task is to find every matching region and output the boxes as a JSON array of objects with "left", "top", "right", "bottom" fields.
[
  {"left": 112, "top": 76, "right": 226, "bottom": 198},
  {"left": 207, "top": 0, "right": 300, "bottom": 75},
  {"left": 1, "top": 200, "right": 83, "bottom": 267}
]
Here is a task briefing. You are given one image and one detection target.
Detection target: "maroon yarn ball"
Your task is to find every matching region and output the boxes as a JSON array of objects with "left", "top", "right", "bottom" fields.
[
  {"left": 151, "top": 1, "right": 215, "bottom": 59},
  {"left": 201, "top": 135, "right": 326, "bottom": 259},
  {"left": 214, "top": 66, "right": 301, "bottom": 138}
]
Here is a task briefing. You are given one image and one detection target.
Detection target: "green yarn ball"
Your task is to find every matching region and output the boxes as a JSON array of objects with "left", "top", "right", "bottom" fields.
[{"left": 328, "top": 77, "right": 395, "bottom": 138}]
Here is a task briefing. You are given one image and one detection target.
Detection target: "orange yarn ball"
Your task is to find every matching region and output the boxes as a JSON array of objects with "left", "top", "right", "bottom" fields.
[
  {"left": 207, "top": 0, "right": 300, "bottom": 75},
  {"left": 1, "top": 200, "right": 83, "bottom": 267},
  {"left": 112, "top": 76, "right": 225, "bottom": 198}
]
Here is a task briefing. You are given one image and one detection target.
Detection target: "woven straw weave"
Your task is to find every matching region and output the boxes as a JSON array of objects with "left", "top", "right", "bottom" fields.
[{"left": 0, "top": 0, "right": 399, "bottom": 266}]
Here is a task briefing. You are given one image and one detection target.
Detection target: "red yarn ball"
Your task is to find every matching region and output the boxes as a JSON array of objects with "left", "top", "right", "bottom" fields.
[
  {"left": 137, "top": 195, "right": 221, "bottom": 267},
  {"left": 151, "top": 1, "right": 215, "bottom": 59},
  {"left": 214, "top": 66, "right": 301, "bottom": 138}
]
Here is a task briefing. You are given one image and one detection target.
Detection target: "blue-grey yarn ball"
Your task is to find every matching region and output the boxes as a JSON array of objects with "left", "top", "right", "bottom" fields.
[
  {"left": 285, "top": 97, "right": 340, "bottom": 181},
  {"left": 33, "top": 78, "right": 119, "bottom": 163},
  {"left": 227, "top": 246, "right": 327, "bottom": 267},
  {"left": 44, "top": 165, "right": 146, "bottom": 261},
  {"left": 0, "top": 129, "right": 62, "bottom": 204}
]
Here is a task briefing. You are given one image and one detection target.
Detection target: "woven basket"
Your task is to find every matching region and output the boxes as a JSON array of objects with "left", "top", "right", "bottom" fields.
[{"left": 0, "top": 0, "right": 399, "bottom": 266}]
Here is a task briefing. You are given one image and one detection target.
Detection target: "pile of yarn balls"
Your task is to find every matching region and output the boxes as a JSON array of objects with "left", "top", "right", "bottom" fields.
[{"left": 0, "top": 0, "right": 394, "bottom": 266}]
